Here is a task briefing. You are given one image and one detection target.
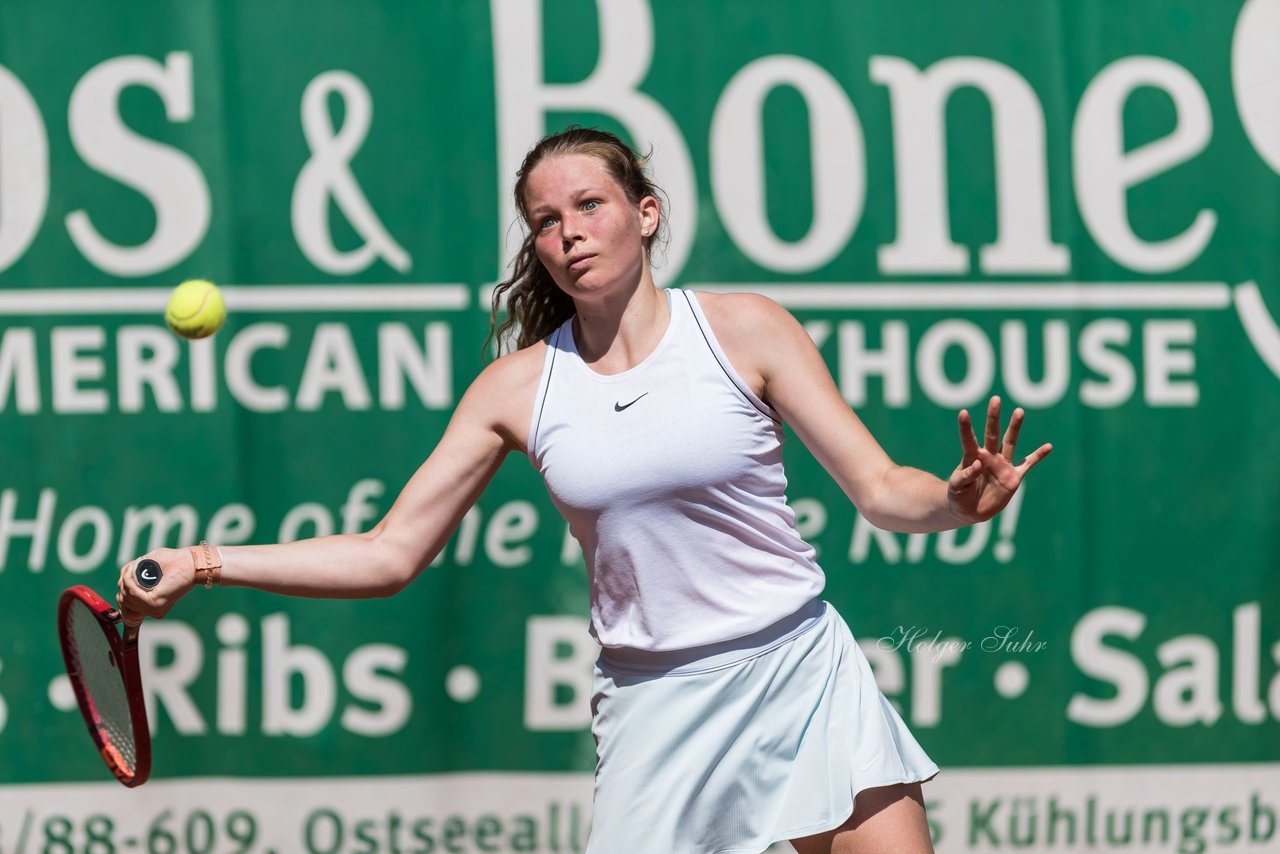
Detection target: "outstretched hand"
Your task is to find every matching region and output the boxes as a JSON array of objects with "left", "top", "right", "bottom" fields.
[{"left": 948, "top": 396, "right": 1052, "bottom": 524}]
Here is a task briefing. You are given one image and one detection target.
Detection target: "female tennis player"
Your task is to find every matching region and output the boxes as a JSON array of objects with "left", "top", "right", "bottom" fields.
[{"left": 119, "top": 127, "right": 1050, "bottom": 854}]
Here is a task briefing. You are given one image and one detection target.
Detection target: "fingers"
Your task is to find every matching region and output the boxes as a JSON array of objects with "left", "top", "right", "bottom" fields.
[
  {"left": 1017, "top": 442, "right": 1054, "bottom": 474},
  {"left": 1001, "top": 407, "right": 1025, "bottom": 460},
  {"left": 960, "top": 400, "right": 1052, "bottom": 493},
  {"left": 115, "top": 581, "right": 146, "bottom": 625},
  {"left": 117, "top": 556, "right": 162, "bottom": 620},
  {"left": 983, "top": 395, "right": 1002, "bottom": 453},
  {"left": 957, "top": 409, "right": 980, "bottom": 463},
  {"left": 949, "top": 454, "right": 983, "bottom": 489},
  {"left": 118, "top": 602, "right": 145, "bottom": 627}
]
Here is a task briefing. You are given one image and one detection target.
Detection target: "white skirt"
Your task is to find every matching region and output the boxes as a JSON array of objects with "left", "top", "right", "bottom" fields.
[{"left": 587, "top": 600, "right": 939, "bottom": 854}]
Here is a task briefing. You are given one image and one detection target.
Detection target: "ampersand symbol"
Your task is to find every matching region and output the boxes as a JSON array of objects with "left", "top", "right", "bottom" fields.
[{"left": 292, "top": 70, "right": 411, "bottom": 274}]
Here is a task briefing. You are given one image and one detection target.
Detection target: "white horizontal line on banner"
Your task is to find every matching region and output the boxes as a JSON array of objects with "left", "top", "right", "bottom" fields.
[
  {"left": 0, "top": 285, "right": 470, "bottom": 314},
  {"left": 688, "top": 282, "right": 1234, "bottom": 309},
  {"left": 0, "top": 283, "right": 1240, "bottom": 315}
]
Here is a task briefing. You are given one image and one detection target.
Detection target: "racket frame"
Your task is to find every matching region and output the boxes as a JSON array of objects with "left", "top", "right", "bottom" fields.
[{"left": 57, "top": 584, "right": 152, "bottom": 787}]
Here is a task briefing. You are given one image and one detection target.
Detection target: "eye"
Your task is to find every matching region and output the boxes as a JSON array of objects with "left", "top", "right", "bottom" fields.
[
  {"left": 582, "top": 199, "right": 600, "bottom": 212},
  {"left": 537, "top": 216, "right": 558, "bottom": 231}
]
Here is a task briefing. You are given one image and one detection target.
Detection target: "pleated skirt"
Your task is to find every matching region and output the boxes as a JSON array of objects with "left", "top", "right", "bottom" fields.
[{"left": 586, "top": 600, "right": 939, "bottom": 854}]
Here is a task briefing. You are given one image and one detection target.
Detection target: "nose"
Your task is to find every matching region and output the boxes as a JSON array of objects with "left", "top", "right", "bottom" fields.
[{"left": 560, "top": 212, "right": 585, "bottom": 248}]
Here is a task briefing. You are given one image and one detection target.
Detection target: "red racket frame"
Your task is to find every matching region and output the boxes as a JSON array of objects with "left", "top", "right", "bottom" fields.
[{"left": 57, "top": 584, "right": 153, "bottom": 787}]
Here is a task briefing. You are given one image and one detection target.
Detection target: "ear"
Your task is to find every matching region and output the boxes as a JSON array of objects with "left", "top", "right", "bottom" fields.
[{"left": 638, "top": 195, "right": 660, "bottom": 236}]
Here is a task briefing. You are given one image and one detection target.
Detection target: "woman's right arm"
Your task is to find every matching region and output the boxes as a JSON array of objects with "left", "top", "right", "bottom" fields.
[{"left": 116, "top": 347, "right": 542, "bottom": 620}]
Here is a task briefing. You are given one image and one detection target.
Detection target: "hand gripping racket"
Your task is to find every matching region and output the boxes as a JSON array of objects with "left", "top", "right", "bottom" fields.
[{"left": 57, "top": 558, "right": 163, "bottom": 787}]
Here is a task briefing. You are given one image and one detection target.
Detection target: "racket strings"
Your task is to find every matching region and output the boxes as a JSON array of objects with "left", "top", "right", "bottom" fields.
[{"left": 68, "top": 602, "right": 138, "bottom": 774}]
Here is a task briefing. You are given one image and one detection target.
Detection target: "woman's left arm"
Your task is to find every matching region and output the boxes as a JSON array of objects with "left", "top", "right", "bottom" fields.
[{"left": 705, "top": 293, "right": 1051, "bottom": 533}]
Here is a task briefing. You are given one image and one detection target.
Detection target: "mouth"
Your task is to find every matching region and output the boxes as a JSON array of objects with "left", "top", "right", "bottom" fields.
[{"left": 566, "top": 253, "right": 596, "bottom": 272}]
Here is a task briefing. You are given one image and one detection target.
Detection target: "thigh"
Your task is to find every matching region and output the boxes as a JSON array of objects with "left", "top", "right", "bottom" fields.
[{"left": 789, "top": 783, "right": 935, "bottom": 854}]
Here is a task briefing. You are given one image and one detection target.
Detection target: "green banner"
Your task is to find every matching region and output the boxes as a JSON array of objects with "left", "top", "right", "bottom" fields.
[{"left": 2, "top": 0, "right": 1278, "bottom": 851}]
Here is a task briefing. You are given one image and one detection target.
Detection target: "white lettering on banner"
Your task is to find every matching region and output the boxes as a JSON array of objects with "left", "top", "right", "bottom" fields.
[
  {"left": 1233, "top": 0, "right": 1280, "bottom": 174},
  {"left": 225, "top": 323, "right": 290, "bottom": 412},
  {"left": 206, "top": 502, "right": 256, "bottom": 545},
  {"left": 1001, "top": 320, "right": 1070, "bottom": 407},
  {"left": 342, "top": 645, "right": 413, "bottom": 736},
  {"left": 51, "top": 327, "right": 108, "bottom": 413},
  {"left": 292, "top": 71, "right": 410, "bottom": 275},
  {"left": 850, "top": 514, "right": 1001, "bottom": 566},
  {"left": 141, "top": 620, "right": 208, "bottom": 734},
  {"left": 65, "top": 52, "right": 210, "bottom": 277},
  {"left": 56, "top": 505, "right": 113, "bottom": 572},
  {"left": 116, "top": 503, "right": 199, "bottom": 565},
  {"left": 1154, "top": 635, "right": 1223, "bottom": 726},
  {"left": 279, "top": 502, "right": 335, "bottom": 542},
  {"left": 217, "top": 613, "right": 250, "bottom": 735},
  {"left": 0, "top": 769, "right": 1276, "bottom": 853},
  {"left": 839, "top": 320, "right": 911, "bottom": 406},
  {"left": 263, "top": 613, "right": 337, "bottom": 737},
  {"left": 524, "top": 617, "right": 596, "bottom": 730},
  {"left": 340, "top": 479, "right": 384, "bottom": 535},
  {"left": 296, "top": 323, "right": 373, "bottom": 411},
  {"left": 1234, "top": 602, "right": 1269, "bottom": 724},
  {"left": 0, "top": 322, "right": 453, "bottom": 415},
  {"left": 1074, "top": 57, "right": 1216, "bottom": 273},
  {"left": 491, "top": 0, "right": 695, "bottom": 286},
  {"left": 0, "top": 481, "right": 387, "bottom": 576},
  {"left": 916, "top": 320, "right": 997, "bottom": 407},
  {"left": 485, "top": 501, "right": 539, "bottom": 568},
  {"left": 0, "top": 65, "right": 48, "bottom": 272},
  {"left": 1069, "top": 603, "right": 1280, "bottom": 728},
  {"left": 136, "top": 613, "right": 412, "bottom": 738},
  {"left": 0, "top": 1, "right": 1266, "bottom": 297},
  {"left": 1079, "top": 318, "right": 1137, "bottom": 407},
  {"left": 514, "top": 598, "right": 1278, "bottom": 733},
  {"left": 870, "top": 56, "right": 1069, "bottom": 275},
  {"left": 190, "top": 336, "right": 217, "bottom": 411},
  {"left": 1144, "top": 319, "right": 1198, "bottom": 405},
  {"left": 117, "top": 326, "right": 182, "bottom": 412},
  {"left": 378, "top": 322, "right": 451, "bottom": 408},
  {"left": 1068, "top": 607, "right": 1152, "bottom": 727},
  {"left": 0, "top": 328, "right": 40, "bottom": 413},
  {"left": 711, "top": 56, "right": 865, "bottom": 272},
  {"left": 430, "top": 500, "right": 544, "bottom": 569},
  {"left": 0, "top": 488, "right": 55, "bottom": 572},
  {"left": 832, "top": 318, "right": 1198, "bottom": 409}
]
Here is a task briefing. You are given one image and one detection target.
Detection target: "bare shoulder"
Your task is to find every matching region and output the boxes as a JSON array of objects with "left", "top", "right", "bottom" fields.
[
  {"left": 692, "top": 290, "right": 805, "bottom": 342},
  {"left": 460, "top": 340, "right": 547, "bottom": 455},
  {"left": 473, "top": 339, "right": 548, "bottom": 390},
  {"left": 689, "top": 291, "right": 811, "bottom": 395}
]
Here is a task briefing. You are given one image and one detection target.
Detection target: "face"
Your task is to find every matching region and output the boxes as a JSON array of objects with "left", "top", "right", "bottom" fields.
[{"left": 523, "top": 153, "right": 658, "bottom": 299}]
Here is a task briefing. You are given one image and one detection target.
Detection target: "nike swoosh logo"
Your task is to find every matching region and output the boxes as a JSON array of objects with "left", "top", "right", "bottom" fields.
[{"left": 614, "top": 393, "right": 649, "bottom": 412}]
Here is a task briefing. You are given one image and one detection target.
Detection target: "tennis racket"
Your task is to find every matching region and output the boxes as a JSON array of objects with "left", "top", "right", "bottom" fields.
[{"left": 57, "top": 558, "right": 164, "bottom": 787}]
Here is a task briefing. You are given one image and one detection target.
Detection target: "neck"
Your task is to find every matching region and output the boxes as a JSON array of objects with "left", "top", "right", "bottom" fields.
[{"left": 572, "top": 278, "right": 669, "bottom": 372}]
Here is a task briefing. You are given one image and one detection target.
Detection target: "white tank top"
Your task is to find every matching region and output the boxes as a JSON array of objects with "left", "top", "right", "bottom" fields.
[{"left": 528, "top": 288, "right": 826, "bottom": 651}]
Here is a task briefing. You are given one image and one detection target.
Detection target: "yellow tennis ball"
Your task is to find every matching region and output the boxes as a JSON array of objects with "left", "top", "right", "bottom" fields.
[{"left": 165, "top": 279, "right": 226, "bottom": 339}]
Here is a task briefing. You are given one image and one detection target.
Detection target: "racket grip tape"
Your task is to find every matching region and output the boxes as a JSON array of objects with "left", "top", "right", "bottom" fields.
[{"left": 135, "top": 558, "right": 164, "bottom": 590}]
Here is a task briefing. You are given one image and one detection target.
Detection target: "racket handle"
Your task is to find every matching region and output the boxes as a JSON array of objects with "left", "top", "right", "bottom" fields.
[{"left": 135, "top": 558, "right": 163, "bottom": 590}]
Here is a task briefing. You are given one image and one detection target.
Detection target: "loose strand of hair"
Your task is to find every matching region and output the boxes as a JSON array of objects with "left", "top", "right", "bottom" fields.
[{"left": 485, "top": 237, "right": 575, "bottom": 357}]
